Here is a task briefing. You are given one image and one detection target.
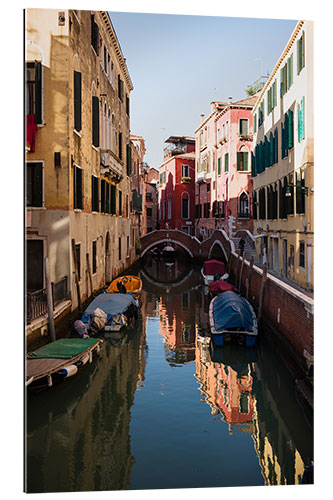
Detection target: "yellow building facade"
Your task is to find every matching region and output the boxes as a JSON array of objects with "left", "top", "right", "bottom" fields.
[
  {"left": 251, "top": 20, "right": 314, "bottom": 291},
  {"left": 25, "top": 9, "right": 136, "bottom": 321}
]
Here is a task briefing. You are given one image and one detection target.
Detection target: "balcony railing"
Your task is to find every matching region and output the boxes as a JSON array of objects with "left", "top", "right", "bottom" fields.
[
  {"left": 181, "top": 176, "right": 191, "bottom": 184},
  {"left": 26, "top": 276, "right": 70, "bottom": 324}
]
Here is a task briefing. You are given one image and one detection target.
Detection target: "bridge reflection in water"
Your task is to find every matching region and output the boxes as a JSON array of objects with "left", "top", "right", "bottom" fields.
[{"left": 26, "top": 259, "right": 313, "bottom": 492}]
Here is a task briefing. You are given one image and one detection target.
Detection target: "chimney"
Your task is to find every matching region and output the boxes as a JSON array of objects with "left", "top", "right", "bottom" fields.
[
  {"left": 200, "top": 113, "right": 205, "bottom": 123},
  {"left": 210, "top": 102, "right": 216, "bottom": 112},
  {"left": 228, "top": 96, "right": 232, "bottom": 104}
]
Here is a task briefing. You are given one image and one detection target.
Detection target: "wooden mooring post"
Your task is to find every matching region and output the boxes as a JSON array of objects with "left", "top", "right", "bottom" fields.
[
  {"left": 235, "top": 249, "right": 241, "bottom": 285},
  {"left": 45, "top": 257, "right": 56, "bottom": 342},
  {"left": 86, "top": 253, "right": 94, "bottom": 297},
  {"left": 258, "top": 263, "right": 268, "bottom": 321},
  {"left": 238, "top": 251, "right": 245, "bottom": 291},
  {"left": 71, "top": 238, "right": 81, "bottom": 311},
  {"left": 246, "top": 256, "right": 254, "bottom": 300}
]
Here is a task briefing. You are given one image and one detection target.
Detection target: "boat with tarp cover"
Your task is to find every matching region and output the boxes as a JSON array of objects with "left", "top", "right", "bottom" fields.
[
  {"left": 208, "top": 280, "right": 238, "bottom": 296},
  {"left": 81, "top": 293, "right": 139, "bottom": 334},
  {"left": 26, "top": 337, "right": 103, "bottom": 391},
  {"left": 209, "top": 291, "right": 258, "bottom": 347},
  {"left": 201, "top": 259, "right": 229, "bottom": 285}
]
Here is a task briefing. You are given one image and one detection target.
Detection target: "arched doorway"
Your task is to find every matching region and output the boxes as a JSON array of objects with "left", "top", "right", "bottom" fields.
[{"left": 105, "top": 231, "right": 111, "bottom": 284}]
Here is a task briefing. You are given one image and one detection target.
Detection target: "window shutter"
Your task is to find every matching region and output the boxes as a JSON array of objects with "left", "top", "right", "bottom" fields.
[
  {"left": 77, "top": 167, "right": 82, "bottom": 209},
  {"left": 74, "top": 71, "right": 82, "bottom": 132},
  {"left": 217, "top": 157, "right": 221, "bottom": 175},
  {"left": 35, "top": 62, "right": 42, "bottom": 124},
  {"left": 288, "top": 109, "right": 294, "bottom": 149},
  {"left": 92, "top": 96, "right": 100, "bottom": 147}
]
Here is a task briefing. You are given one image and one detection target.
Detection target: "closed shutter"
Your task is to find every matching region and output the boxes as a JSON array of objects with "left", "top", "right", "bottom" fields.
[
  {"left": 244, "top": 152, "right": 248, "bottom": 171},
  {"left": 224, "top": 153, "right": 228, "bottom": 172},
  {"left": 92, "top": 96, "right": 100, "bottom": 147},
  {"left": 74, "top": 71, "right": 82, "bottom": 132},
  {"left": 77, "top": 167, "right": 82, "bottom": 209},
  {"left": 288, "top": 109, "right": 294, "bottom": 149},
  {"left": 119, "top": 189, "right": 122, "bottom": 215},
  {"left": 217, "top": 157, "right": 221, "bottom": 175},
  {"left": 111, "top": 184, "right": 116, "bottom": 214},
  {"left": 35, "top": 62, "right": 42, "bottom": 124},
  {"left": 101, "top": 179, "right": 106, "bottom": 212}
]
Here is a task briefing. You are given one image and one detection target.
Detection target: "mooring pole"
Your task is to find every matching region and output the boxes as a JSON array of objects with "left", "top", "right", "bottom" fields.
[
  {"left": 72, "top": 238, "right": 81, "bottom": 310},
  {"left": 45, "top": 256, "right": 56, "bottom": 342},
  {"left": 246, "top": 256, "right": 254, "bottom": 300},
  {"left": 238, "top": 250, "right": 245, "bottom": 291},
  {"left": 258, "top": 263, "right": 268, "bottom": 321},
  {"left": 235, "top": 249, "right": 241, "bottom": 286},
  {"left": 86, "top": 253, "right": 94, "bottom": 296}
]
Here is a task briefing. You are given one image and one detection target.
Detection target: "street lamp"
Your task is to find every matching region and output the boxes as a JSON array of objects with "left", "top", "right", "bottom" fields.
[{"left": 285, "top": 184, "right": 313, "bottom": 197}]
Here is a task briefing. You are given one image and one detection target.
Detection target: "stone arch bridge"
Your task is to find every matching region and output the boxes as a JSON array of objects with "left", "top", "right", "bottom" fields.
[{"left": 140, "top": 229, "right": 236, "bottom": 263}]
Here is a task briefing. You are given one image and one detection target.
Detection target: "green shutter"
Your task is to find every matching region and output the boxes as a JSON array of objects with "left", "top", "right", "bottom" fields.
[
  {"left": 218, "top": 157, "right": 221, "bottom": 175},
  {"left": 288, "top": 109, "right": 294, "bottom": 149},
  {"left": 224, "top": 153, "right": 228, "bottom": 172},
  {"left": 244, "top": 152, "right": 248, "bottom": 171}
]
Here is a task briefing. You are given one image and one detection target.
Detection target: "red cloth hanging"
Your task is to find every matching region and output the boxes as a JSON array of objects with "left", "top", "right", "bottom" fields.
[{"left": 26, "top": 114, "right": 37, "bottom": 152}]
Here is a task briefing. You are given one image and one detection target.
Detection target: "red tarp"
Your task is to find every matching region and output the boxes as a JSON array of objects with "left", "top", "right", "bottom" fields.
[
  {"left": 26, "top": 114, "right": 37, "bottom": 152},
  {"left": 208, "top": 280, "right": 238, "bottom": 294},
  {"left": 203, "top": 259, "right": 226, "bottom": 276}
]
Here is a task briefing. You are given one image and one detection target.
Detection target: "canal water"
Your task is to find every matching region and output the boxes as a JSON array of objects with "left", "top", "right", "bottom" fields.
[{"left": 25, "top": 257, "right": 313, "bottom": 492}]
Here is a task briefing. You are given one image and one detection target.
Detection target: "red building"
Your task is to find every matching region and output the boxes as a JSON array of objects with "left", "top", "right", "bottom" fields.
[{"left": 158, "top": 136, "right": 195, "bottom": 235}]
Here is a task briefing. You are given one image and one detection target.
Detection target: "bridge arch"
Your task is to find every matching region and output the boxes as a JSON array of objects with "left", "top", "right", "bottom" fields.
[
  {"left": 140, "top": 229, "right": 200, "bottom": 259},
  {"left": 141, "top": 238, "right": 194, "bottom": 258},
  {"left": 208, "top": 240, "right": 228, "bottom": 262}
]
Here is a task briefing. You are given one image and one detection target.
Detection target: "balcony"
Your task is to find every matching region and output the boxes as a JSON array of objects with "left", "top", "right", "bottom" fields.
[
  {"left": 100, "top": 149, "right": 123, "bottom": 183},
  {"left": 239, "top": 134, "right": 253, "bottom": 141},
  {"left": 163, "top": 143, "right": 187, "bottom": 158},
  {"left": 181, "top": 176, "right": 191, "bottom": 184}
]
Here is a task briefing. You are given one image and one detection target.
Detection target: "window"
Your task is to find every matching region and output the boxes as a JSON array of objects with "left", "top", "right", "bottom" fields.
[
  {"left": 267, "top": 81, "right": 277, "bottom": 115},
  {"left": 224, "top": 153, "right": 229, "bottom": 172},
  {"left": 217, "top": 157, "right": 221, "bottom": 176},
  {"left": 296, "top": 171, "right": 305, "bottom": 214},
  {"left": 207, "top": 182, "right": 210, "bottom": 192},
  {"left": 26, "top": 162, "right": 43, "bottom": 207},
  {"left": 92, "top": 96, "right": 99, "bottom": 147},
  {"left": 259, "top": 188, "right": 266, "bottom": 220},
  {"left": 73, "top": 165, "right": 83, "bottom": 209},
  {"left": 91, "top": 175, "right": 99, "bottom": 212},
  {"left": 118, "top": 237, "right": 122, "bottom": 261},
  {"left": 182, "top": 164, "right": 189, "bottom": 178},
  {"left": 168, "top": 198, "right": 172, "bottom": 219},
  {"left": 299, "top": 241, "right": 305, "bottom": 268},
  {"left": 126, "top": 95, "right": 130, "bottom": 115},
  {"left": 91, "top": 14, "right": 99, "bottom": 55},
  {"left": 74, "top": 71, "right": 82, "bottom": 132},
  {"left": 298, "top": 97, "right": 305, "bottom": 142},
  {"left": 239, "top": 119, "right": 249, "bottom": 136},
  {"left": 118, "top": 74, "right": 124, "bottom": 102},
  {"left": 258, "top": 101, "right": 264, "bottom": 127},
  {"left": 110, "top": 184, "right": 116, "bottom": 214},
  {"left": 75, "top": 244, "right": 81, "bottom": 281},
  {"left": 126, "top": 194, "right": 129, "bottom": 217},
  {"left": 106, "top": 182, "right": 110, "bottom": 213},
  {"left": 297, "top": 32, "right": 305, "bottom": 74},
  {"left": 239, "top": 191, "right": 249, "bottom": 218},
  {"left": 146, "top": 207, "right": 153, "bottom": 217},
  {"left": 101, "top": 179, "right": 106, "bottom": 212},
  {"left": 252, "top": 191, "right": 257, "bottom": 220},
  {"left": 126, "top": 144, "right": 132, "bottom": 176},
  {"left": 25, "top": 62, "right": 42, "bottom": 124},
  {"left": 118, "top": 189, "right": 122, "bottom": 216},
  {"left": 92, "top": 241, "right": 97, "bottom": 274},
  {"left": 118, "top": 132, "right": 122, "bottom": 159},
  {"left": 237, "top": 151, "right": 249, "bottom": 172},
  {"left": 287, "top": 54, "right": 294, "bottom": 89},
  {"left": 182, "top": 195, "right": 189, "bottom": 219},
  {"left": 253, "top": 113, "right": 257, "bottom": 134}
]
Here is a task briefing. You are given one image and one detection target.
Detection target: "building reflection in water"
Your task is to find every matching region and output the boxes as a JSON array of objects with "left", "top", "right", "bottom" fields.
[{"left": 26, "top": 321, "right": 148, "bottom": 493}]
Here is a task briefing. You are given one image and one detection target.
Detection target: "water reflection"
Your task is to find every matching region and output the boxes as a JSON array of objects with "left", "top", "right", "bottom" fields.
[
  {"left": 26, "top": 260, "right": 313, "bottom": 492},
  {"left": 26, "top": 322, "right": 147, "bottom": 493}
]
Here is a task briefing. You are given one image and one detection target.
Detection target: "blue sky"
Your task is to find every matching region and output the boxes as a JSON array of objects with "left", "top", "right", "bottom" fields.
[{"left": 109, "top": 11, "right": 297, "bottom": 168}]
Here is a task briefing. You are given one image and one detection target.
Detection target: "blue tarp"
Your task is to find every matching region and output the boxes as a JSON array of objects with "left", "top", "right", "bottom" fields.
[
  {"left": 211, "top": 291, "right": 254, "bottom": 332},
  {"left": 81, "top": 293, "right": 137, "bottom": 324}
]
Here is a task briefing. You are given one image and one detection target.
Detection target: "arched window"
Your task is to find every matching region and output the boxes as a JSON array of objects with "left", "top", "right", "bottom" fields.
[
  {"left": 238, "top": 191, "right": 249, "bottom": 218},
  {"left": 181, "top": 192, "right": 190, "bottom": 219}
]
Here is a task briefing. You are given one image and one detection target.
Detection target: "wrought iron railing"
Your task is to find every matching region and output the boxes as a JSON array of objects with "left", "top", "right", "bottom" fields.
[
  {"left": 26, "top": 276, "right": 69, "bottom": 324},
  {"left": 238, "top": 212, "right": 250, "bottom": 218},
  {"left": 26, "top": 288, "right": 47, "bottom": 324}
]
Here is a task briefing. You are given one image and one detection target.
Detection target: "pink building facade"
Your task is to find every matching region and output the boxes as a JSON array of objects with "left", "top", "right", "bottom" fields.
[{"left": 214, "top": 96, "right": 258, "bottom": 236}]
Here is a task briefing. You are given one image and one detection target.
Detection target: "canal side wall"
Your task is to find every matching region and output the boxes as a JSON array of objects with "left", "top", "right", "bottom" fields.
[{"left": 228, "top": 250, "right": 314, "bottom": 373}]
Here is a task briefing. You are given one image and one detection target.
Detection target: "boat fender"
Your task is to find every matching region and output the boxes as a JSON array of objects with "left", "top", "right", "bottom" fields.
[
  {"left": 59, "top": 365, "right": 78, "bottom": 378},
  {"left": 89, "top": 351, "right": 93, "bottom": 363},
  {"left": 47, "top": 374, "right": 53, "bottom": 387},
  {"left": 77, "top": 353, "right": 89, "bottom": 367}
]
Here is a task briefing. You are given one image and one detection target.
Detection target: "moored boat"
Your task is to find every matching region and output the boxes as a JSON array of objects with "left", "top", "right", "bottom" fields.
[
  {"left": 81, "top": 293, "right": 139, "bottom": 334},
  {"left": 26, "top": 337, "right": 103, "bottom": 391},
  {"left": 208, "top": 279, "right": 238, "bottom": 296},
  {"left": 201, "top": 259, "right": 229, "bottom": 285},
  {"left": 106, "top": 275, "right": 142, "bottom": 299},
  {"left": 209, "top": 291, "right": 258, "bottom": 347}
]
